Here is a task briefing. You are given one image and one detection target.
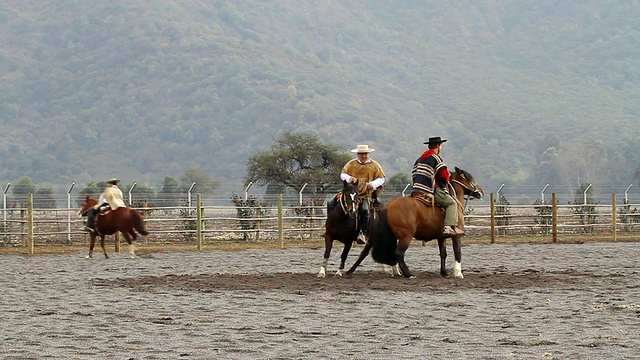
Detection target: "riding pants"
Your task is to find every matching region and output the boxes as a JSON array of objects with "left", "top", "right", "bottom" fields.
[
  {"left": 434, "top": 187, "right": 458, "bottom": 227},
  {"left": 87, "top": 203, "right": 108, "bottom": 229},
  {"left": 358, "top": 198, "right": 370, "bottom": 235}
]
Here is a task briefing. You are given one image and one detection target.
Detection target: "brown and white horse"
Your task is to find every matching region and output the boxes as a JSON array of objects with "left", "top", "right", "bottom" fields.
[{"left": 347, "top": 167, "right": 483, "bottom": 278}]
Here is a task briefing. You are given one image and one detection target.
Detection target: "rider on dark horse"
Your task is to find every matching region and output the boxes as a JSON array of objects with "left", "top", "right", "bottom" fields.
[
  {"left": 84, "top": 177, "right": 127, "bottom": 233},
  {"left": 327, "top": 144, "right": 386, "bottom": 244},
  {"left": 411, "top": 137, "right": 464, "bottom": 236}
]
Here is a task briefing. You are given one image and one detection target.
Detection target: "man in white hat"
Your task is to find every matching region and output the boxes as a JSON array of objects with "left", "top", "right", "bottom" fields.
[
  {"left": 339, "top": 144, "right": 386, "bottom": 243},
  {"left": 84, "top": 178, "right": 127, "bottom": 233}
]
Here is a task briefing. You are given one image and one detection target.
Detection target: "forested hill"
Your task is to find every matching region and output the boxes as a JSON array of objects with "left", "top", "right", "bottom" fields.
[{"left": 1, "top": 0, "right": 640, "bottom": 193}]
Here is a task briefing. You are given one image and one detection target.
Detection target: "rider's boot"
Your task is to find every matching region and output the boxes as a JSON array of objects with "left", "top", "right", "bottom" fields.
[
  {"left": 357, "top": 207, "right": 370, "bottom": 244},
  {"left": 84, "top": 208, "right": 97, "bottom": 233},
  {"left": 443, "top": 225, "right": 465, "bottom": 236}
]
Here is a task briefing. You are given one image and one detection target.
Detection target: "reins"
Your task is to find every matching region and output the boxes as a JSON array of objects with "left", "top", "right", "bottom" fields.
[
  {"left": 337, "top": 190, "right": 360, "bottom": 230},
  {"left": 450, "top": 177, "right": 479, "bottom": 212}
]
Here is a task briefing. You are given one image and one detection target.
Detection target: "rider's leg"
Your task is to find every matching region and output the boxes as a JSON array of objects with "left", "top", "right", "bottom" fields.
[
  {"left": 435, "top": 188, "right": 463, "bottom": 235},
  {"left": 358, "top": 199, "right": 370, "bottom": 243},
  {"left": 85, "top": 208, "right": 98, "bottom": 233}
]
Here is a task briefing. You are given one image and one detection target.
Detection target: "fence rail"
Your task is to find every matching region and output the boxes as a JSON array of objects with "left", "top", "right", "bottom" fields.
[{"left": 2, "top": 193, "right": 638, "bottom": 255}]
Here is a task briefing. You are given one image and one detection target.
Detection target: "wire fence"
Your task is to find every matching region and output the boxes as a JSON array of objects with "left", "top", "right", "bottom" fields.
[{"left": 2, "top": 191, "right": 639, "bottom": 254}]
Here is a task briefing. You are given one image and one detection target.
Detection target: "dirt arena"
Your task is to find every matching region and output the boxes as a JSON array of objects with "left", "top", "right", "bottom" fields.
[{"left": 1, "top": 239, "right": 638, "bottom": 359}]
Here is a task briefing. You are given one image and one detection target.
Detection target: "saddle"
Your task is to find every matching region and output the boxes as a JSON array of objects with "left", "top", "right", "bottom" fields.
[
  {"left": 97, "top": 205, "right": 112, "bottom": 215},
  {"left": 410, "top": 190, "right": 434, "bottom": 207}
]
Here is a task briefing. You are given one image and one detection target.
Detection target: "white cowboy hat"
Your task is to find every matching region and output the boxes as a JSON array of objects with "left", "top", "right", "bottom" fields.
[
  {"left": 107, "top": 178, "right": 121, "bottom": 184},
  {"left": 350, "top": 144, "right": 375, "bottom": 153}
]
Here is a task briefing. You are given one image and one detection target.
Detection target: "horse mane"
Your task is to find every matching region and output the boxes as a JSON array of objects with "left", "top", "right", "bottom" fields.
[
  {"left": 455, "top": 168, "right": 475, "bottom": 182},
  {"left": 343, "top": 181, "right": 358, "bottom": 193}
]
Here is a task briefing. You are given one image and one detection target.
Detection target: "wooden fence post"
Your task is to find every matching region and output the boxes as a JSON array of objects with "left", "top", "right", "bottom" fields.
[
  {"left": 612, "top": 193, "right": 617, "bottom": 242},
  {"left": 552, "top": 193, "right": 557, "bottom": 243},
  {"left": 28, "top": 194, "right": 34, "bottom": 256},
  {"left": 20, "top": 206, "right": 26, "bottom": 247},
  {"left": 196, "top": 193, "right": 202, "bottom": 250},
  {"left": 490, "top": 193, "right": 495, "bottom": 244},
  {"left": 278, "top": 194, "right": 284, "bottom": 249}
]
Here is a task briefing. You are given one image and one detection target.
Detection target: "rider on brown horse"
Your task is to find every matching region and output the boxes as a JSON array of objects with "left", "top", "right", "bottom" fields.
[
  {"left": 331, "top": 144, "right": 386, "bottom": 244},
  {"left": 412, "top": 137, "right": 464, "bottom": 236},
  {"left": 84, "top": 177, "right": 127, "bottom": 233}
]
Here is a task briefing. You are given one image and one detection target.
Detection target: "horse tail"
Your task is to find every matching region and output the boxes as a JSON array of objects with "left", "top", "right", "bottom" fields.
[
  {"left": 131, "top": 210, "right": 149, "bottom": 236},
  {"left": 370, "top": 209, "right": 398, "bottom": 266}
]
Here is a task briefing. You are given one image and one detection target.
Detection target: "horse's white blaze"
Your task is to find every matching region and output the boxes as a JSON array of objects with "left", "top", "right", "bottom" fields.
[
  {"left": 453, "top": 261, "right": 463, "bottom": 278},
  {"left": 318, "top": 267, "right": 326, "bottom": 278}
]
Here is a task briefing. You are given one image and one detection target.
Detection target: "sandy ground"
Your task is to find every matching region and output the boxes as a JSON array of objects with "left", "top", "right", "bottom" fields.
[{"left": 0, "top": 240, "right": 638, "bottom": 359}]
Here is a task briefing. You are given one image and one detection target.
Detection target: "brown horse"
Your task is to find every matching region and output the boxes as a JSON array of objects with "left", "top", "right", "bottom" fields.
[
  {"left": 318, "top": 181, "right": 383, "bottom": 277},
  {"left": 79, "top": 196, "right": 149, "bottom": 259},
  {"left": 346, "top": 167, "right": 483, "bottom": 278}
]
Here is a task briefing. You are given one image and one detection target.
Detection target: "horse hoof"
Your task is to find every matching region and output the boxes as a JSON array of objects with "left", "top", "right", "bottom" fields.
[
  {"left": 317, "top": 272, "right": 326, "bottom": 278},
  {"left": 333, "top": 271, "right": 343, "bottom": 277},
  {"left": 85, "top": 255, "right": 92, "bottom": 259},
  {"left": 454, "top": 273, "right": 464, "bottom": 279}
]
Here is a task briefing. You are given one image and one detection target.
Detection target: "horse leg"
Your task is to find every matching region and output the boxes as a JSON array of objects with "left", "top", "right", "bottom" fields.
[
  {"left": 318, "top": 235, "right": 333, "bottom": 278},
  {"left": 437, "top": 238, "right": 449, "bottom": 277},
  {"left": 346, "top": 241, "right": 371, "bottom": 275},
  {"left": 335, "top": 241, "right": 354, "bottom": 277},
  {"left": 391, "top": 265, "right": 402, "bottom": 276},
  {"left": 396, "top": 238, "right": 415, "bottom": 278},
  {"left": 451, "top": 235, "right": 464, "bottom": 278},
  {"left": 381, "top": 264, "right": 402, "bottom": 277},
  {"left": 123, "top": 232, "right": 136, "bottom": 259},
  {"left": 86, "top": 234, "right": 96, "bottom": 259},
  {"left": 100, "top": 235, "right": 109, "bottom": 259}
]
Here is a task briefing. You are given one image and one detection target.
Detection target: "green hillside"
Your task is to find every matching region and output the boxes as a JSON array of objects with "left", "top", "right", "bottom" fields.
[{"left": 1, "top": 0, "right": 639, "bottom": 193}]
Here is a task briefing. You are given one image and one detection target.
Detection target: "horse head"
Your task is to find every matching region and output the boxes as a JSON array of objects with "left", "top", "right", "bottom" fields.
[
  {"left": 79, "top": 196, "right": 98, "bottom": 216},
  {"left": 452, "top": 167, "right": 484, "bottom": 200},
  {"left": 339, "top": 180, "right": 360, "bottom": 218}
]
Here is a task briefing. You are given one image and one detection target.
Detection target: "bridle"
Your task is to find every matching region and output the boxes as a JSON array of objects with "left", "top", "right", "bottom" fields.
[
  {"left": 338, "top": 189, "right": 360, "bottom": 219},
  {"left": 450, "top": 172, "right": 484, "bottom": 209}
]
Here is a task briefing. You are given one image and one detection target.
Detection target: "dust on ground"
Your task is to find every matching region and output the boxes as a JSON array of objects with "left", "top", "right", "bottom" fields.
[{"left": 1, "top": 239, "right": 638, "bottom": 359}]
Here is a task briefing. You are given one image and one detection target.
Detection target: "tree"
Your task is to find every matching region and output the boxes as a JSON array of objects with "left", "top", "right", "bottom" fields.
[
  {"left": 158, "top": 176, "right": 181, "bottom": 207},
  {"left": 245, "top": 131, "right": 352, "bottom": 194},
  {"left": 179, "top": 166, "right": 221, "bottom": 195},
  {"left": 77, "top": 182, "right": 101, "bottom": 206},
  {"left": 127, "top": 182, "right": 157, "bottom": 207},
  {"left": 12, "top": 176, "right": 36, "bottom": 206},
  {"left": 386, "top": 172, "right": 411, "bottom": 194},
  {"left": 35, "top": 188, "right": 57, "bottom": 209}
]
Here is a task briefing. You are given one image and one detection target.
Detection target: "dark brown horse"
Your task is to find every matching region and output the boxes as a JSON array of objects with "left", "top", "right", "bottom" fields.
[
  {"left": 347, "top": 167, "right": 483, "bottom": 278},
  {"left": 79, "top": 196, "right": 149, "bottom": 259},
  {"left": 318, "top": 181, "right": 383, "bottom": 277}
]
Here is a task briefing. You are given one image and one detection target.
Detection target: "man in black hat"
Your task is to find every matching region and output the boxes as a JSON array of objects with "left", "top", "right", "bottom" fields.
[{"left": 411, "top": 137, "right": 463, "bottom": 236}]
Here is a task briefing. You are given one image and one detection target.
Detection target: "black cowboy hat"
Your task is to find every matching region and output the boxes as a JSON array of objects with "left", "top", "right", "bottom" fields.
[{"left": 424, "top": 136, "right": 447, "bottom": 145}]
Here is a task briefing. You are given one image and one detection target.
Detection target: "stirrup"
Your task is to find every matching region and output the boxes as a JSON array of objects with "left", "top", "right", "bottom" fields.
[
  {"left": 442, "top": 226, "right": 455, "bottom": 236},
  {"left": 443, "top": 226, "right": 464, "bottom": 236},
  {"left": 453, "top": 226, "right": 465, "bottom": 235},
  {"left": 356, "top": 232, "right": 367, "bottom": 244}
]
